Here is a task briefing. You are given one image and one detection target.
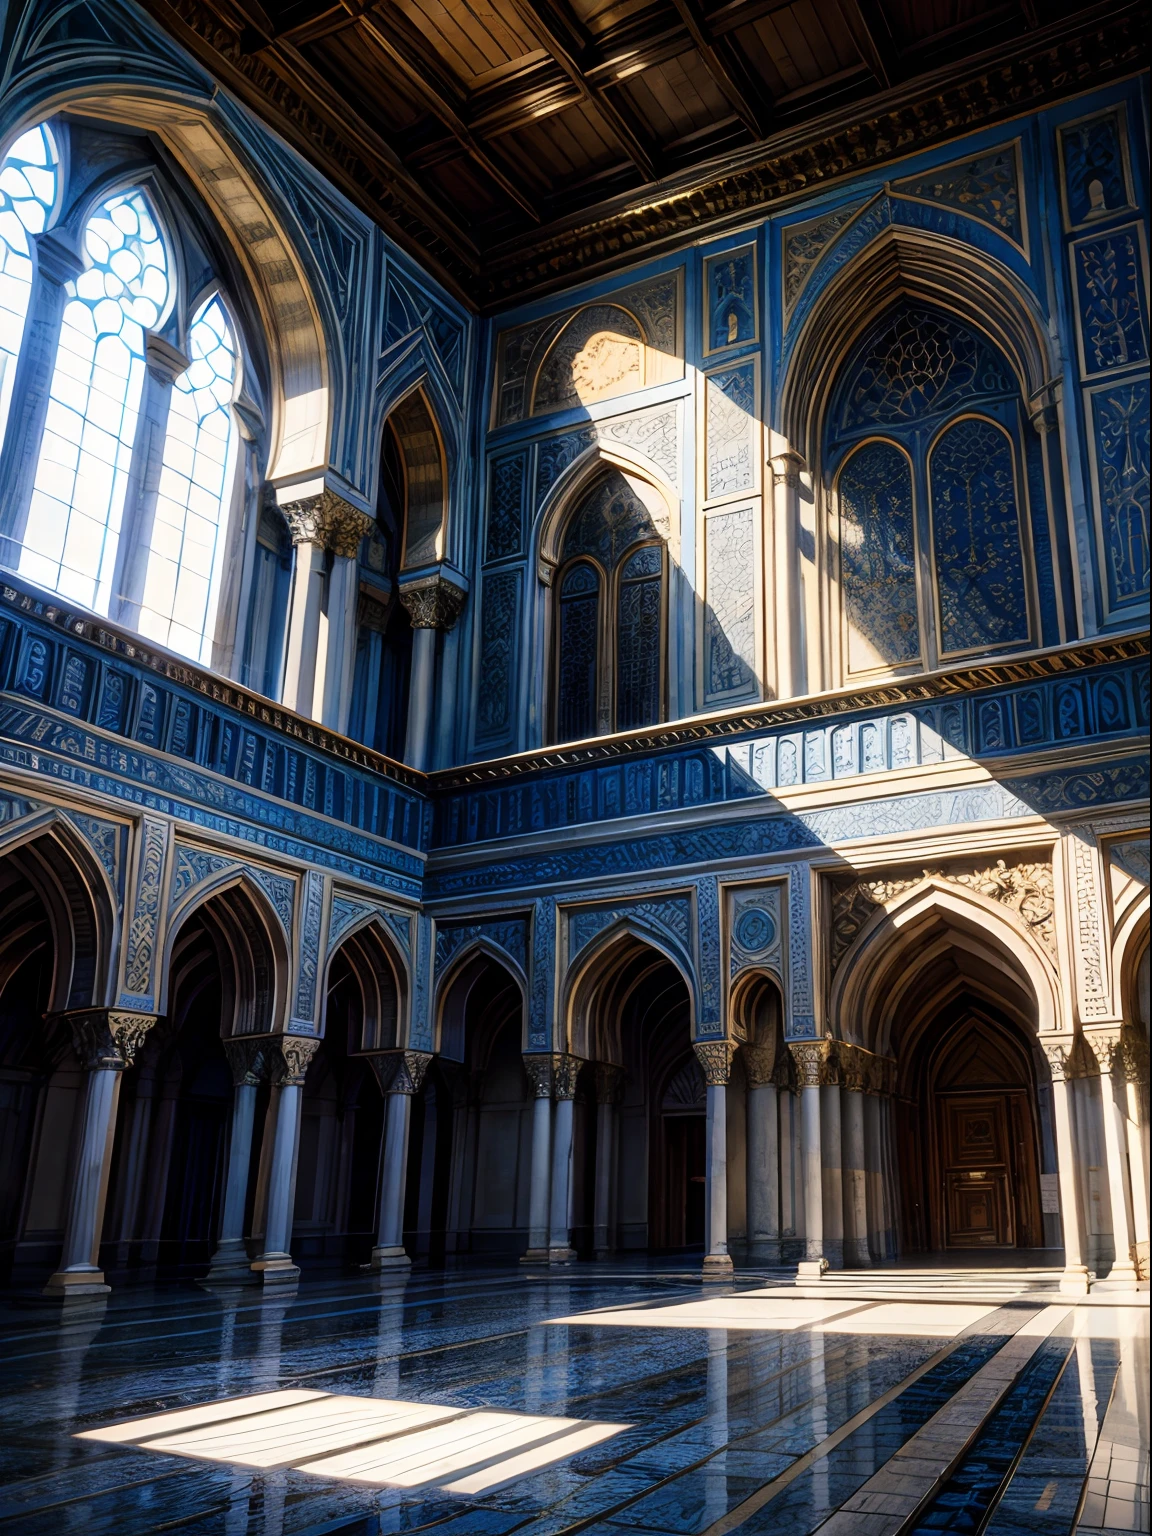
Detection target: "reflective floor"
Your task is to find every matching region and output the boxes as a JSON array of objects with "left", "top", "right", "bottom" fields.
[{"left": 0, "top": 1266, "right": 1146, "bottom": 1536}]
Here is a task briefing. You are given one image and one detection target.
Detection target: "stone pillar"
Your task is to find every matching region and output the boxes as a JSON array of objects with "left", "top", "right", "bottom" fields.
[
  {"left": 206, "top": 1040, "right": 269, "bottom": 1284},
  {"left": 250, "top": 1037, "right": 319, "bottom": 1284},
  {"left": 593, "top": 1064, "right": 624, "bottom": 1259},
  {"left": 111, "top": 334, "right": 191, "bottom": 628},
  {"left": 744, "top": 1044, "right": 780, "bottom": 1266},
  {"left": 696, "top": 1041, "right": 736, "bottom": 1280},
  {"left": 770, "top": 450, "right": 806, "bottom": 700},
  {"left": 0, "top": 231, "right": 85, "bottom": 566},
  {"left": 1087, "top": 1030, "right": 1140, "bottom": 1288},
  {"left": 356, "top": 588, "right": 392, "bottom": 749},
  {"left": 522, "top": 1055, "right": 554, "bottom": 1264},
  {"left": 43, "top": 1010, "right": 157, "bottom": 1298},
  {"left": 1043, "top": 1041, "right": 1091, "bottom": 1296},
  {"left": 841, "top": 1056, "right": 870, "bottom": 1268},
  {"left": 862, "top": 1090, "right": 884, "bottom": 1264},
  {"left": 791, "top": 1042, "right": 827, "bottom": 1278},
  {"left": 820, "top": 1077, "right": 844, "bottom": 1271},
  {"left": 1120, "top": 1025, "right": 1149, "bottom": 1279},
  {"left": 399, "top": 572, "right": 466, "bottom": 771},
  {"left": 281, "top": 490, "right": 374, "bottom": 724},
  {"left": 368, "top": 1050, "right": 432, "bottom": 1270},
  {"left": 548, "top": 1055, "right": 582, "bottom": 1264}
]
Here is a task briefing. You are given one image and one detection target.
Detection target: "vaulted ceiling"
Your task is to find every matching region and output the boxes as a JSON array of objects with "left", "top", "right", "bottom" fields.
[{"left": 144, "top": 0, "right": 1141, "bottom": 304}]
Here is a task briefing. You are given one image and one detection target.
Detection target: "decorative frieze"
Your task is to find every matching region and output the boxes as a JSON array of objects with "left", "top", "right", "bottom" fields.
[{"left": 1066, "top": 827, "right": 1110, "bottom": 1020}]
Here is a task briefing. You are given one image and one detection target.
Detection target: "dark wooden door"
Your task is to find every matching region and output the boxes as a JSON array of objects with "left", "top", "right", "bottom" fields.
[
  {"left": 938, "top": 1094, "right": 1014, "bottom": 1247},
  {"left": 662, "top": 1116, "right": 705, "bottom": 1249}
]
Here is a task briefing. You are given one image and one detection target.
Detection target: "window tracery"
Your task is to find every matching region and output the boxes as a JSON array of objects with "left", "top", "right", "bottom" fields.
[
  {"left": 0, "top": 125, "right": 57, "bottom": 448},
  {"left": 837, "top": 440, "right": 920, "bottom": 674}
]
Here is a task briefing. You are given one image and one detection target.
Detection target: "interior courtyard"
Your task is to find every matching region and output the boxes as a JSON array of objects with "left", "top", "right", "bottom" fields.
[{"left": 0, "top": 0, "right": 1147, "bottom": 1529}]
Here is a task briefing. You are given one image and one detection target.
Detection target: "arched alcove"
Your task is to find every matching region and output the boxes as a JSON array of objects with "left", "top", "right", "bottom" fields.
[{"left": 161, "top": 873, "right": 290, "bottom": 1034}]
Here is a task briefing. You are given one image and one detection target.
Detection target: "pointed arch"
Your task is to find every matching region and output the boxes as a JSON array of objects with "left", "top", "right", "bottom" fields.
[
  {"left": 0, "top": 808, "right": 117, "bottom": 1011},
  {"left": 435, "top": 943, "right": 526, "bottom": 1063},
  {"left": 779, "top": 225, "right": 1056, "bottom": 471},
  {"left": 321, "top": 912, "right": 408, "bottom": 1052},
  {"left": 563, "top": 920, "right": 698, "bottom": 1061},
  {"left": 383, "top": 384, "right": 450, "bottom": 573},
  {"left": 161, "top": 868, "right": 290, "bottom": 1034},
  {"left": 536, "top": 443, "right": 679, "bottom": 585},
  {"left": 831, "top": 877, "right": 1062, "bottom": 1056}
]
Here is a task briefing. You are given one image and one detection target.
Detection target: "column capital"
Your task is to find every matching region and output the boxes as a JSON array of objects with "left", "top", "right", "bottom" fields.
[
  {"left": 770, "top": 450, "right": 806, "bottom": 487},
  {"left": 552, "top": 1053, "right": 583, "bottom": 1100},
  {"left": 1040, "top": 1036, "right": 1097, "bottom": 1082},
  {"left": 743, "top": 1042, "right": 777, "bottom": 1088},
  {"left": 594, "top": 1062, "right": 626, "bottom": 1104},
  {"left": 788, "top": 1039, "right": 827, "bottom": 1088},
  {"left": 357, "top": 584, "right": 393, "bottom": 633},
  {"left": 144, "top": 333, "right": 191, "bottom": 386},
  {"left": 34, "top": 229, "right": 85, "bottom": 286},
  {"left": 368, "top": 1048, "right": 432, "bottom": 1096},
  {"left": 694, "top": 1039, "right": 736, "bottom": 1086},
  {"left": 399, "top": 571, "right": 467, "bottom": 631},
  {"left": 281, "top": 488, "right": 375, "bottom": 557},
  {"left": 1028, "top": 377, "right": 1062, "bottom": 434},
  {"left": 523, "top": 1052, "right": 560, "bottom": 1098},
  {"left": 223, "top": 1036, "right": 272, "bottom": 1087},
  {"left": 1084, "top": 1026, "right": 1123, "bottom": 1075},
  {"left": 269, "top": 1034, "right": 321, "bottom": 1087},
  {"left": 1120, "top": 1023, "right": 1150, "bottom": 1087},
  {"left": 57, "top": 1008, "right": 160, "bottom": 1071}
]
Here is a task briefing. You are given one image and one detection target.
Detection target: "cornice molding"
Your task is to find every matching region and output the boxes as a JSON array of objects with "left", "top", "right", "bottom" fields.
[{"left": 433, "top": 631, "right": 1150, "bottom": 789}]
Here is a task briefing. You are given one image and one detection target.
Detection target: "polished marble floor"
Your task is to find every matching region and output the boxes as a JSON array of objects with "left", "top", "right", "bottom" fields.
[{"left": 0, "top": 1265, "right": 1146, "bottom": 1536}]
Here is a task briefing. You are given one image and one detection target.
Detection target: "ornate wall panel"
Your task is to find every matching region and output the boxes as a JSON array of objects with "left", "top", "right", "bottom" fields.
[
  {"left": 1057, "top": 106, "right": 1137, "bottom": 232},
  {"left": 1071, "top": 225, "right": 1149, "bottom": 379},
  {"left": 728, "top": 884, "right": 783, "bottom": 983},
  {"left": 616, "top": 546, "right": 663, "bottom": 733},
  {"left": 534, "top": 404, "right": 680, "bottom": 507},
  {"left": 1086, "top": 378, "right": 1151, "bottom": 614},
  {"left": 704, "top": 504, "right": 757, "bottom": 703},
  {"left": 556, "top": 563, "right": 599, "bottom": 743},
  {"left": 782, "top": 203, "right": 861, "bottom": 321},
  {"left": 486, "top": 451, "right": 528, "bottom": 562},
  {"left": 890, "top": 142, "right": 1024, "bottom": 250},
  {"left": 703, "top": 245, "right": 758, "bottom": 356},
  {"left": 705, "top": 362, "right": 757, "bottom": 501},
  {"left": 475, "top": 569, "right": 521, "bottom": 749}
]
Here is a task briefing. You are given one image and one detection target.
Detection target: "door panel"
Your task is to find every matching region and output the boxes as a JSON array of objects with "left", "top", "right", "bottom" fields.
[{"left": 938, "top": 1093, "right": 1013, "bottom": 1247}]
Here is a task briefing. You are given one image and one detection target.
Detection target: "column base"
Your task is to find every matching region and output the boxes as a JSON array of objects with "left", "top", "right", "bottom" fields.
[
  {"left": 1058, "top": 1264, "right": 1091, "bottom": 1296},
  {"left": 702, "top": 1254, "right": 734, "bottom": 1281},
  {"left": 250, "top": 1255, "right": 300, "bottom": 1285},
  {"left": 41, "top": 1267, "right": 110, "bottom": 1299},
  {"left": 747, "top": 1240, "right": 782, "bottom": 1266},
  {"left": 204, "top": 1240, "right": 260, "bottom": 1286},
  {"left": 520, "top": 1247, "right": 550, "bottom": 1265},
  {"left": 547, "top": 1246, "right": 575, "bottom": 1266},
  {"left": 1092, "top": 1265, "right": 1143, "bottom": 1292},
  {"left": 843, "top": 1241, "right": 872, "bottom": 1267},
  {"left": 370, "top": 1247, "right": 411, "bottom": 1271},
  {"left": 797, "top": 1258, "right": 829, "bottom": 1280}
]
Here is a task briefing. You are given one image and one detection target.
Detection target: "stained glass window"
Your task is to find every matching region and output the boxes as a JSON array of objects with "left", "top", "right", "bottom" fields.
[
  {"left": 0, "top": 124, "right": 58, "bottom": 452},
  {"left": 138, "top": 295, "right": 238, "bottom": 662},
  {"left": 556, "top": 561, "right": 599, "bottom": 741},
  {"left": 838, "top": 440, "right": 921, "bottom": 674},
  {"left": 616, "top": 542, "right": 662, "bottom": 731},
  {"left": 21, "top": 188, "right": 169, "bottom": 611},
  {"left": 930, "top": 416, "right": 1029, "bottom": 656}
]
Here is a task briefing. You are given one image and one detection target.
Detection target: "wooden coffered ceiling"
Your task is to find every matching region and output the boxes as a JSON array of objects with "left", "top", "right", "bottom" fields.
[{"left": 144, "top": 0, "right": 1143, "bottom": 304}]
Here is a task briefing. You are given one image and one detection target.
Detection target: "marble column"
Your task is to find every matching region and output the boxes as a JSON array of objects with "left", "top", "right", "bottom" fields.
[
  {"left": 593, "top": 1063, "right": 624, "bottom": 1259},
  {"left": 696, "top": 1041, "right": 736, "bottom": 1280},
  {"left": 791, "top": 1042, "right": 827, "bottom": 1278},
  {"left": 862, "top": 1091, "right": 884, "bottom": 1264},
  {"left": 319, "top": 505, "right": 375, "bottom": 735},
  {"left": 1120, "top": 1025, "right": 1149, "bottom": 1280},
  {"left": 1043, "top": 1042, "right": 1091, "bottom": 1296},
  {"left": 548, "top": 1055, "right": 581, "bottom": 1264},
  {"left": 1087, "top": 1030, "right": 1140, "bottom": 1288},
  {"left": 356, "top": 589, "right": 392, "bottom": 749},
  {"left": 250, "top": 1037, "right": 319, "bottom": 1284},
  {"left": 206, "top": 1040, "right": 269, "bottom": 1284},
  {"left": 111, "top": 333, "right": 190, "bottom": 628},
  {"left": 820, "top": 1080, "right": 844, "bottom": 1270},
  {"left": 0, "top": 231, "right": 84, "bottom": 566},
  {"left": 43, "top": 1010, "right": 158, "bottom": 1298},
  {"left": 368, "top": 1051, "right": 432, "bottom": 1270},
  {"left": 841, "top": 1063, "right": 870, "bottom": 1268},
  {"left": 769, "top": 449, "right": 806, "bottom": 699},
  {"left": 522, "top": 1055, "right": 554, "bottom": 1264},
  {"left": 399, "top": 573, "right": 466, "bottom": 771},
  {"left": 744, "top": 1044, "right": 780, "bottom": 1266}
]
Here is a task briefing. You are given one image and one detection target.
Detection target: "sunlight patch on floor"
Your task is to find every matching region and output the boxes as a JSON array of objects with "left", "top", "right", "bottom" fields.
[
  {"left": 548, "top": 1294, "right": 1001, "bottom": 1335},
  {"left": 77, "top": 1391, "right": 626, "bottom": 1492}
]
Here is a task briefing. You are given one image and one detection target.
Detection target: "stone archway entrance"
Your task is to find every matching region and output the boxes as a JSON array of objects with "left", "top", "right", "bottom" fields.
[{"left": 900, "top": 1009, "right": 1044, "bottom": 1253}]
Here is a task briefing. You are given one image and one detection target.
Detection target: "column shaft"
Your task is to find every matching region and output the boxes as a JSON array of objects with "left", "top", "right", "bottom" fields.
[
  {"left": 799, "top": 1083, "right": 825, "bottom": 1277},
  {"left": 282, "top": 541, "right": 326, "bottom": 716},
  {"left": 548, "top": 1096, "right": 575, "bottom": 1262},
  {"left": 206, "top": 1081, "right": 259, "bottom": 1283},
  {"left": 703, "top": 1081, "right": 733, "bottom": 1278},
  {"left": 321, "top": 551, "right": 360, "bottom": 734},
  {"left": 1050, "top": 1069, "right": 1090, "bottom": 1295},
  {"left": 252, "top": 1082, "right": 303, "bottom": 1283},
  {"left": 405, "top": 626, "right": 437, "bottom": 770},
  {"left": 523, "top": 1092, "right": 552, "bottom": 1262},
  {"left": 746, "top": 1081, "right": 780, "bottom": 1265},
  {"left": 770, "top": 453, "right": 805, "bottom": 699},
  {"left": 842, "top": 1088, "right": 870, "bottom": 1268},
  {"left": 819, "top": 1083, "right": 843, "bottom": 1270},
  {"left": 1097, "top": 1061, "right": 1138, "bottom": 1287},
  {"left": 593, "top": 1101, "right": 617, "bottom": 1258},
  {"left": 373, "top": 1091, "right": 413, "bottom": 1269},
  {"left": 44, "top": 1067, "right": 122, "bottom": 1296}
]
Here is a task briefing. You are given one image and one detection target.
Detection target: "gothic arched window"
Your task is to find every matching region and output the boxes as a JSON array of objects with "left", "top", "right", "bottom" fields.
[
  {"left": 827, "top": 303, "right": 1035, "bottom": 678},
  {"left": 0, "top": 117, "right": 265, "bottom": 677},
  {"left": 552, "top": 469, "right": 666, "bottom": 741}
]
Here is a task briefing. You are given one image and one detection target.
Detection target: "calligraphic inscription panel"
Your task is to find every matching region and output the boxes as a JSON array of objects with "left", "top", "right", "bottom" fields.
[
  {"left": 838, "top": 440, "right": 921, "bottom": 674},
  {"left": 705, "top": 362, "right": 756, "bottom": 500}
]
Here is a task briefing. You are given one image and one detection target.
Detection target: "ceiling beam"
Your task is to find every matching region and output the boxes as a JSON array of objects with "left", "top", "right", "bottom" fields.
[
  {"left": 504, "top": 0, "right": 660, "bottom": 182},
  {"left": 835, "top": 0, "right": 899, "bottom": 88},
  {"left": 666, "top": 0, "right": 772, "bottom": 139}
]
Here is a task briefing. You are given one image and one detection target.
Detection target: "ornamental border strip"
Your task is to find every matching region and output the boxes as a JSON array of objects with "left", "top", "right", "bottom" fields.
[
  {"left": 433, "top": 632, "right": 1150, "bottom": 788},
  {"left": 0, "top": 582, "right": 424, "bottom": 790}
]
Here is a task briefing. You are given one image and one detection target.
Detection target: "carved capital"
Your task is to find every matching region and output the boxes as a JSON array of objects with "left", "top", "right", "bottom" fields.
[
  {"left": 270, "top": 1034, "right": 321, "bottom": 1087},
  {"left": 1120, "top": 1024, "right": 1149, "bottom": 1088},
  {"left": 60, "top": 1009, "right": 160, "bottom": 1071},
  {"left": 223, "top": 1037, "right": 270, "bottom": 1087},
  {"left": 1028, "top": 378, "right": 1062, "bottom": 435},
  {"left": 552, "top": 1053, "right": 583, "bottom": 1100},
  {"left": 144, "top": 333, "right": 191, "bottom": 386},
  {"left": 357, "top": 586, "right": 393, "bottom": 633},
  {"left": 399, "top": 573, "right": 467, "bottom": 631},
  {"left": 743, "top": 1042, "right": 777, "bottom": 1089},
  {"left": 281, "top": 490, "right": 375, "bottom": 558},
  {"left": 1085, "top": 1027, "right": 1122, "bottom": 1076},
  {"left": 1041, "top": 1038, "right": 1088, "bottom": 1083},
  {"left": 694, "top": 1039, "right": 736, "bottom": 1086},
  {"left": 789, "top": 1040, "right": 826, "bottom": 1088},
  {"left": 770, "top": 450, "right": 805, "bottom": 489},
  {"left": 368, "top": 1049, "right": 433, "bottom": 1096},
  {"left": 523, "top": 1052, "right": 559, "bottom": 1099},
  {"left": 594, "top": 1061, "right": 625, "bottom": 1104}
]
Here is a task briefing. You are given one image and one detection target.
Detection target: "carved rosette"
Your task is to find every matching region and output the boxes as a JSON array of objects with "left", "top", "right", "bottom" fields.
[
  {"left": 694, "top": 1040, "right": 736, "bottom": 1086},
  {"left": 742, "top": 1043, "right": 777, "bottom": 1089},
  {"left": 270, "top": 1035, "right": 321, "bottom": 1087},
  {"left": 399, "top": 573, "right": 467, "bottom": 631},
  {"left": 552, "top": 1054, "right": 583, "bottom": 1100},
  {"left": 523, "top": 1053, "right": 558, "bottom": 1099},
  {"left": 281, "top": 490, "right": 375, "bottom": 558},
  {"left": 223, "top": 1037, "right": 270, "bottom": 1087},
  {"left": 63, "top": 1009, "right": 159, "bottom": 1071},
  {"left": 594, "top": 1062, "right": 625, "bottom": 1104},
  {"left": 788, "top": 1040, "right": 826, "bottom": 1088},
  {"left": 368, "top": 1049, "right": 433, "bottom": 1096}
]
